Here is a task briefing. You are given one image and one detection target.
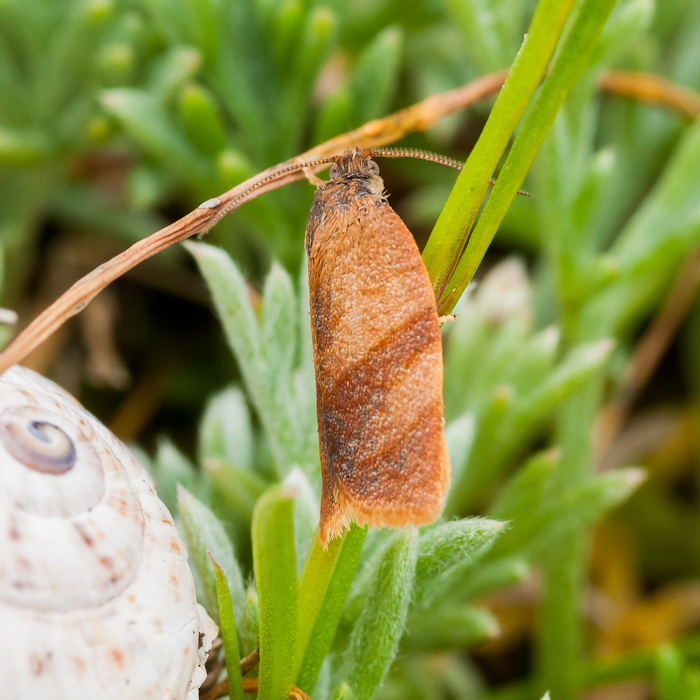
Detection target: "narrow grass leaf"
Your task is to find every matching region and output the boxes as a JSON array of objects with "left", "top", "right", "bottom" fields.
[
  {"left": 253, "top": 485, "right": 298, "bottom": 700},
  {"left": 441, "top": 0, "right": 621, "bottom": 312},
  {"left": 445, "top": 412, "right": 476, "bottom": 486},
  {"left": 146, "top": 46, "right": 202, "bottom": 103},
  {"left": 447, "top": 387, "right": 513, "bottom": 514},
  {"left": 178, "top": 83, "right": 227, "bottom": 157},
  {"left": 423, "top": 0, "right": 577, "bottom": 297},
  {"left": 296, "top": 525, "right": 367, "bottom": 694},
  {"left": 261, "top": 262, "right": 297, "bottom": 382},
  {"left": 210, "top": 555, "right": 245, "bottom": 700},
  {"left": 517, "top": 340, "right": 614, "bottom": 420}
]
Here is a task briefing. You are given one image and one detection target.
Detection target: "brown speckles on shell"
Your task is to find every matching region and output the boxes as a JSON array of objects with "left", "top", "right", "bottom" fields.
[
  {"left": 0, "top": 366, "right": 218, "bottom": 700},
  {"left": 9, "top": 514, "right": 19, "bottom": 540},
  {"left": 74, "top": 521, "right": 94, "bottom": 547},
  {"left": 29, "top": 651, "right": 52, "bottom": 676},
  {"left": 306, "top": 147, "right": 450, "bottom": 547},
  {"left": 109, "top": 648, "right": 125, "bottom": 668}
]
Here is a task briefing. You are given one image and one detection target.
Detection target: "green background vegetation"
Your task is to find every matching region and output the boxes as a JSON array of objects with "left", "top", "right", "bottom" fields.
[{"left": 2, "top": 0, "right": 700, "bottom": 698}]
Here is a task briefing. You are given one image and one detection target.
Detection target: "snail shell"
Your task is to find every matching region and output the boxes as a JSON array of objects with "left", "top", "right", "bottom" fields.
[{"left": 0, "top": 366, "right": 217, "bottom": 700}]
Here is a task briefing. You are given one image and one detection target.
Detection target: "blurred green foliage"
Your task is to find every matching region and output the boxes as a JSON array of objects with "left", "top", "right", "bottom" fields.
[{"left": 3, "top": 0, "right": 700, "bottom": 699}]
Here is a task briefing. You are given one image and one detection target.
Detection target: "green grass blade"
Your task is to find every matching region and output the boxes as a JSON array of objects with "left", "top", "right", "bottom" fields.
[
  {"left": 210, "top": 555, "right": 245, "bottom": 700},
  {"left": 439, "top": 0, "right": 621, "bottom": 314},
  {"left": 295, "top": 525, "right": 367, "bottom": 695},
  {"left": 252, "top": 485, "right": 298, "bottom": 700},
  {"left": 422, "top": 0, "right": 577, "bottom": 299}
]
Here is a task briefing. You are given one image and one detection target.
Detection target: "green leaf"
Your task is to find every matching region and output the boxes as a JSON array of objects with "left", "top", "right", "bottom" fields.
[
  {"left": 655, "top": 644, "right": 686, "bottom": 700},
  {"left": 446, "top": 0, "right": 522, "bottom": 72},
  {"left": 0, "top": 127, "right": 52, "bottom": 165},
  {"left": 178, "top": 82, "right": 227, "bottom": 157},
  {"left": 315, "top": 86, "right": 354, "bottom": 144},
  {"left": 340, "top": 528, "right": 418, "bottom": 700},
  {"left": 146, "top": 46, "right": 202, "bottom": 103},
  {"left": 450, "top": 338, "right": 614, "bottom": 514},
  {"left": 413, "top": 518, "right": 505, "bottom": 609},
  {"left": 203, "top": 458, "right": 267, "bottom": 524},
  {"left": 492, "top": 468, "right": 647, "bottom": 560},
  {"left": 276, "top": 7, "right": 337, "bottom": 154},
  {"left": 188, "top": 243, "right": 315, "bottom": 474},
  {"left": 152, "top": 438, "right": 203, "bottom": 514},
  {"left": 444, "top": 412, "right": 476, "bottom": 487},
  {"left": 508, "top": 326, "right": 561, "bottom": 398},
  {"left": 101, "top": 88, "right": 215, "bottom": 185},
  {"left": 332, "top": 682, "right": 353, "bottom": 700},
  {"left": 177, "top": 486, "right": 245, "bottom": 624},
  {"left": 187, "top": 242, "right": 302, "bottom": 473},
  {"left": 459, "top": 557, "right": 530, "bottom": 601},
  {"left": 283, "top": 467, "right": 320, "bottom": 576},
  {"left": 350, "top": 26, "right": 404, "bottom": 124},
  {"left": 271, "top": 0, "right": 305, "bottom": 74},
  {"left": 261, "top": 262, "right": 297, "bottom": 392},
  {"left": 240, "top": 583, "right": 260, "bottom": 657},
  {"left": 446, "top": 387, "right": 513, "bottom": 514},
  {"left": 489, "top": 449, "right": 560, "bottom": 522},
  {"left": 199, "top": 386, "right": 254, "bottom": 471},
  {"left": 210, "top": 555, "right": 245, "bottom": 700},
  {"left": 513, "top": 339, "right": 614, "bottom": 423},
  {"left": 294, "top": 258, "right": 319, "bottom": 468},
  {"left": 253, "top": 485, "right": 298, "bottom": 700},
  {"left": 296, "top": 525, "right": 367, "bottom": 695},
  {"left": 404, "top": 605, "right": 499, "bottom": 652}
]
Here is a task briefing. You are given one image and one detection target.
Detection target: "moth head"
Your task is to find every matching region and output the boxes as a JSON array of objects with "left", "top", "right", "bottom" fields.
[{"left": 329, "top": 147, "right": 381, "bottom": 180}]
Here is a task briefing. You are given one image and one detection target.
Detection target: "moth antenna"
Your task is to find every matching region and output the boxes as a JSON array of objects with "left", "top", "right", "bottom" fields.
[
  {"left": 367, "top": 147, "right": 464, "bottom": 171},
  {"left": 227, "top": 155, "right": 338, "bottom": 209},
  {"left": 368, "top": 148, "right": 532, "bottom": 198},
  {"left": 487, "top": 178, "right": 533, "bottom": 198}
]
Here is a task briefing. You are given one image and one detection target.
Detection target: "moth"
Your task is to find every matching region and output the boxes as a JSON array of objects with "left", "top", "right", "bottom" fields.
[{"left": 304, "top": 147, "right": 452, "bottom": 547}]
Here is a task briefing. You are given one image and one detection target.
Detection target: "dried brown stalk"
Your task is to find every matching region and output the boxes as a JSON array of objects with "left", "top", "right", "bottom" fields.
[
  {"left": 239, "top": 647, "right": 261, "bottom": 675},
  {"left": 201, "top": 677, "right": 311, "bottom": 700},
  {"left": 599, "top": 70, "right": 700, "bottom": 119},
  {"left": 2, "top": 69, "right": 698, "bottom": 375},
  {"left": 0, "top": 70, "right": 508, "bottom": 375},
  {"left": 596, "top": 245, "right": 700, "bottom": 460}
]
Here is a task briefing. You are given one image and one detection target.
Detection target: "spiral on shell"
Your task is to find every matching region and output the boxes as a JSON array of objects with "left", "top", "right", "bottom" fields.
[
  {"left": 0, "top": 366, "right": 217, "bottom": 700},
  {"left": 0, "top": 411, "right": 77, "bottom": 474}
]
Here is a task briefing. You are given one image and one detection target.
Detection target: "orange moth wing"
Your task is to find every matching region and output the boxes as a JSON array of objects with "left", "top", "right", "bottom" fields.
[{"left": 305, "top": 147, "right": 450, "bottom": 548}]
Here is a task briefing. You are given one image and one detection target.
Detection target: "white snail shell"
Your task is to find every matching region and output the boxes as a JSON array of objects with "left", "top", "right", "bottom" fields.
[{"left": 0, "top": 366, "right": 217, "bottom": 700}]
